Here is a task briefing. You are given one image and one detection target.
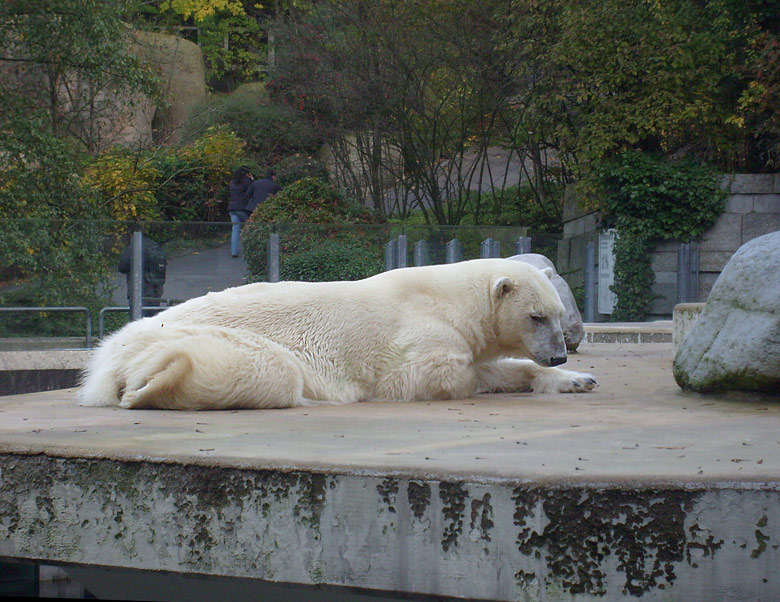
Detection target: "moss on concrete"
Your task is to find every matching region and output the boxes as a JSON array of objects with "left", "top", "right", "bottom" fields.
[
  {"left": 439, "top": 481, "right": 467, "bottom": 552},
  {"left": 512, "top": 486, "right": 707, "bottom": 597},
  {"left": 407, "top": 481, "right": 431, "bottom": 522}
]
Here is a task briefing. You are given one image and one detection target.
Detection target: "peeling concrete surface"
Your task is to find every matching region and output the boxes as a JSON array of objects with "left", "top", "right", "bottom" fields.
[
  {"left": 1, "top": 456, "right": 778, "bottom": 600},
  {"left": 0, "top": 343, "right": 779, "bottom": 600}
]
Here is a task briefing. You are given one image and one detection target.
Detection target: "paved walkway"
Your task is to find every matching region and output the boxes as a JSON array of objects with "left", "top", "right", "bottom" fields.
[{"left": 111, "top": 243, "right": 248, "bottom": 304}]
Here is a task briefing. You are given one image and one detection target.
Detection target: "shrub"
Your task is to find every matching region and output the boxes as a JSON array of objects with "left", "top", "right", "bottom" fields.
[
  {"left": 179, "top": 126, "right": 247, "bottom": 221},
  {"left": 280, "top": 238, "right": 384, "bottom": 282},
  {"left": 272, "top": 154, "right": 328, "bottom": 187},
  {"left": 250, "top": 177, "right": 378, "bottom": 225},
  {"left": 0, "top": 220, "right": 115, "bottom": 337},
  {"left": 183, "top": 94, "right": 321, "bottom": 165},
  {"left": 84, "top": 127, "right": 246, "bottom": 223},
  {"left": 243, "top": 177, "right": 384, "bottom": 281},
  {"left": 83, "top": 152, "right": 161, "bottom": 220},
  {"left": 152, "top": 153, "right": 208, "bottom": 221}
]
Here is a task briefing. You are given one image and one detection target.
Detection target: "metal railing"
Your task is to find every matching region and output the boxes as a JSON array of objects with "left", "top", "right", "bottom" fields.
[
  {"left": 98, "top": 305, "right": 171, "bottom": 339},
  {"left": 0, "top": 307, "right": 92, "bottom": 348}
]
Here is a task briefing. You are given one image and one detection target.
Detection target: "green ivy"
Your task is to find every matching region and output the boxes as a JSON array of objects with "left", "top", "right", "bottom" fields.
[{"left": 597, "top": 151, "right": 725, "bottom": 321}]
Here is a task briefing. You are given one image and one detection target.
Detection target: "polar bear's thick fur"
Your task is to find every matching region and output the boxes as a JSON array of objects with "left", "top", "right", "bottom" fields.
[{"left": 79, "top": 259, "right": 596, "bottom": 410}]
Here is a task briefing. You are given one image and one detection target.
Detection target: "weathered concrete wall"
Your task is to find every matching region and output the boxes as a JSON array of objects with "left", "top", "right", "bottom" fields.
[
  {"left": 1, "top": 454, "right": 777, "bottom": 601},
  {"left": 558, "top": 174, "right": 780, "bottom": 320},
  {"left": 0, "top": 350, "right": 89, "bottom": 396}
]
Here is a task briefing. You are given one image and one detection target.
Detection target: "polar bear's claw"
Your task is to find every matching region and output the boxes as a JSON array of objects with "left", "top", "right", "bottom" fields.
[{"left": 570, "top": 374, "right": 598, "bottom": 392}]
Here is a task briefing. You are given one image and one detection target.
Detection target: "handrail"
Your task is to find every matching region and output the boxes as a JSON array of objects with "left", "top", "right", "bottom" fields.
[
  {"left": 0, "top": 307, "right": 92, "bottom": 348},
  {"left": 98, "top": 306, "right": 168, "bottom": 339}
]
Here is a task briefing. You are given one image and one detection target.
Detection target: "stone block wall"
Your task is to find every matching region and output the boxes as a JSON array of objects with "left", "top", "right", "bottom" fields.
[{"left": 556, "top": 174, "right": 780, "bottom": 320}]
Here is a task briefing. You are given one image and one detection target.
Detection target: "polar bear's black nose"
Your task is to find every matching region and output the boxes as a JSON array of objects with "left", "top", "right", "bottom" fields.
[{"left": 549, "top": 356, "right": 567, "bottom": 367}]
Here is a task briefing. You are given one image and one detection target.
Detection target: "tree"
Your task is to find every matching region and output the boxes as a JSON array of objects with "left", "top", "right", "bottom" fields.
[
  {"left": 270, "top": 0, "right": 519, "bottom": 225},
  {"left": 505, "top": 0, "right": 769, "bottom": 185},
  {"left": 0, "top": 0, "right": 160, "bottom": 154},
  {"left": 139, "top": 0, "right": 272, "bottom": 91},
  {"left": 0, "top": 1, "right": 161, "bottom": 324}
]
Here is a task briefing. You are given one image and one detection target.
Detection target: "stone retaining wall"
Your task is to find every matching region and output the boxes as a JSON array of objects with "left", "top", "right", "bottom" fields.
[{"left": 557, "top": 174, "right": 780, "bottom": 320}]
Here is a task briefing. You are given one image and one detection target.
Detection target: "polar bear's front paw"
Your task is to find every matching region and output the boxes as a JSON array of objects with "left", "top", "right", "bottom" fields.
[
  {"left": 569, "top": 372, "right": 598, "bottom": 392},
  {"left": 533, "top": 368, "right": 598, "bottom": 394}
]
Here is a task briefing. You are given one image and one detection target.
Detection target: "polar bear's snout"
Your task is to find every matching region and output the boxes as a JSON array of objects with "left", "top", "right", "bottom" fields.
[
  {"left": 548, "top": 355, "right": 567, "bottom": 367},
  {"left": 527, "top": 317, "right": 568, "bottom": 367}
]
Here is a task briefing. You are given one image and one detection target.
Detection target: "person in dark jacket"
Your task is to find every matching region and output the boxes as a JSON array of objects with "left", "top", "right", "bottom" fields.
[
  {"left": 244, "top": 169, "right": 281, "bottom": 213},
  {"left": 117, "top": 233, "right": 167, "bottom": 316},
  {"left": 227, "top": 166, "right": 254, "bottom": 258}
]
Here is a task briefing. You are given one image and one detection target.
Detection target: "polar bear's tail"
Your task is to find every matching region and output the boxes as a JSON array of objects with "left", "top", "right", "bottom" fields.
[{"left": 79, "top": 323, "right": 316, "bottom": 410}]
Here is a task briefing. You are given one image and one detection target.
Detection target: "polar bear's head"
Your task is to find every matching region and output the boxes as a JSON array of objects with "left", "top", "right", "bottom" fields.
[{"left": 491, "top": 262, "right": 568, "bottom": 366}]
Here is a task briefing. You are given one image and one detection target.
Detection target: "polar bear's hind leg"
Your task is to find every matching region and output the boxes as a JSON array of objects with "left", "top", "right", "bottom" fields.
[{"left": 119, "top": 352, "right": 193, "bottom": 409}]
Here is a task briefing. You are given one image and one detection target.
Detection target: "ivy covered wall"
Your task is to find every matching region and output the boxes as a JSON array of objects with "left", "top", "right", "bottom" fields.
[{"left": 558, "top": 174, "right": 780, "bottom": 321}]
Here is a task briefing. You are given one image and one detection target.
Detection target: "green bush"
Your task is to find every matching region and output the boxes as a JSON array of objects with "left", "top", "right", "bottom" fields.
[
  {"left": 243, "top": 177, "right": 384, "bottom": 281},
  {"left": 183, "top": 94, "right": 321, "bottom": 165},
  {"left": 250, "top": 177, "right": 379, "bottom": 225},
  {"left": 280, "top": 238, "right": 384, "bottom": 282},
  {"left": 0, "top": 220, "right": 116, "bottom": 337},
  {"left": 153, "top": 153, "right": 208, "bottom": 221},
  {"left": 272, "top": 154, "right": 328, "bottom": 187}
]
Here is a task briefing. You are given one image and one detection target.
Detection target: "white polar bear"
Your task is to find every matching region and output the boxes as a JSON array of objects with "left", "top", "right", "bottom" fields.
[{"left": 79, "top": 259, "right": 597, "bottom": 410}]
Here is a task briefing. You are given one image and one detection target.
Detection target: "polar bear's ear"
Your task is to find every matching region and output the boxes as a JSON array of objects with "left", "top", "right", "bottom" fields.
[
  {"left": 541, "top": 267, "right": 554, "bottom": 279},
  {"left": 492, "top": 276, "right": 515, "bottom": 301}
]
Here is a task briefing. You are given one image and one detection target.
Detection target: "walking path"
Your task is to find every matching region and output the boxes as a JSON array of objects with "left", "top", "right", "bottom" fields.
[{"left": 111, "top": 242, "right": 248, "bottom": 304}]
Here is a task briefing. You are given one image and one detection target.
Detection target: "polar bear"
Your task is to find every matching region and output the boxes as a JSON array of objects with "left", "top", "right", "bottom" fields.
[{"left": 79, "top": 259, "right": 597, "bottom": 410}]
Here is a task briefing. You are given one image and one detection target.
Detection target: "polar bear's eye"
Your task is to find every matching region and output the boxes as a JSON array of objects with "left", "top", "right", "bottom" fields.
[{"left": 531, "top": 315, "right": 545, "bottom": 323}]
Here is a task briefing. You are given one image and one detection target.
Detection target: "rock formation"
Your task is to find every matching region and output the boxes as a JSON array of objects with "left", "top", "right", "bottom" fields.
[
  {"left": 510, "top": 253, "right": 585, "bottom": 352},
  {"left": 673, "top": 230, "right": 780, "bottom": 394}
]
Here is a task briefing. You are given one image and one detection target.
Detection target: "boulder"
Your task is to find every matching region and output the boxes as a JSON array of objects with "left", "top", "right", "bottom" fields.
[
  {"left": 673, "top": 231, "right": 780, "bottom": 394},
  {"left": 133, "top": 30, "right": 207, "bottom": 145},
  {"left": 509, "top": 253, "right": 584, "bottom": 352}
]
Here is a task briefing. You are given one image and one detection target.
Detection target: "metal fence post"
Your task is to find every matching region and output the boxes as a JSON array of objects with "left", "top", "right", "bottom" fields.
[
  {"left": 413, "top": 240, "right": 429, "bottom": 267},
  {"left": 445, "top": 239, "right": 464, "bottom": 263},
  {"left": 267, "top": 232, "right": 280, "bottom": 283},
  {"left": 677, "top": 243, "right": 691, "bottom": 304},
  {"left": 689, "top": 242, "right": 699, "bottom": 302},
  {"left": 584, "top": 241, "right": 596, "bottom": 322},
  {"left": 515, "top": 236, "right": 532, "bottom": 255},
  {"left": 396, "top": 234, "right": 408, "bottom": 268},
  {"left": 130, "top": 227, "right": 143, "bottom": 321},
  {"left": 385, "top": 239, "right": 398, "bottom": 270},
  {"left": 480, "top": 237, "right": 500, "bottom": 258}
]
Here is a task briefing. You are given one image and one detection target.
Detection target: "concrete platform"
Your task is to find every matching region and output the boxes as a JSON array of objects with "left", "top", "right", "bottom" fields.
[{"left": 0, "top": 343, "right": 778, "bottom": 601}]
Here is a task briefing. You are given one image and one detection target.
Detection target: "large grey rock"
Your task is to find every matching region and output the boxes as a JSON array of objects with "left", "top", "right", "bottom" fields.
[
  {"left": 673, "top": 231, "right": 780, "bottom": 394},
  {"left": 134, "top": 31, "right": 206, "bottom": 145},
  {"left": 509, "top": 253, "right": 584, "bottom": 352}
]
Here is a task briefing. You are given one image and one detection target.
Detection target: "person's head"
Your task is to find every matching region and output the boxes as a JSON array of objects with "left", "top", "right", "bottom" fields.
[
  {"left": 233, "top": 166, "right": 251, "bottom": 182},
  {"left": 266, "top": 169, "right": 276, "bottom": 180}
]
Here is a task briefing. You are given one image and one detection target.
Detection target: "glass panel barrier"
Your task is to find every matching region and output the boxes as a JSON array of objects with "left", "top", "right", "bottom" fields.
[{"left": 0, "top": 219, "right": 566, "bottom": 349}]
